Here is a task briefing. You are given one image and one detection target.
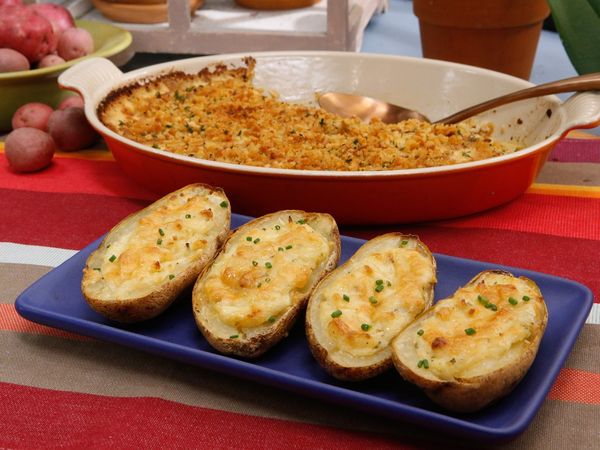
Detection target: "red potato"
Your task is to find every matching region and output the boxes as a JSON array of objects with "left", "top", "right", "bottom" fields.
[
  {"left": 0, "top": 0, "right": 22, "bottom": 6},
  {"left": 58, "top": 95, "right": 84, "bottom": 110},
  {"left": 29, "top": 3, "right": 75, "bottom": 40},
  {"left": 4, "top": 127, "right": 56, "bottom": 172},
  {"left": 11, "top": 102, "right": 53, "bottom": 131},
  {"left": 0, "top": 48, "right": 30, "bottom": 72},
  {"left": 0, "top": 5, "right": 57, "bottom": 63},
  {"left": 48, "top": 107, "right": 99, "bottom": 151},
  {"left": 57, "top": 28, "right": 94, "bottom": 61},
  {"left": 38, "top": 53, "right": 66, "bottom": 68}
]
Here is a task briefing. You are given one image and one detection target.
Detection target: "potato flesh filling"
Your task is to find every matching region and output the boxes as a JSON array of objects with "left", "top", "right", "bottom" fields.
[
  {"left": 319, "top": 247, "right": 434, "bottom": 357},
  {"left": 203, "top": 220, "right": 332, "bottom": 328},
  {"left": 413, "top": 277, "right": 541, "bottom": 380},
  {"left": 86, "top": 193, "right": 224, "bottom": 298}
]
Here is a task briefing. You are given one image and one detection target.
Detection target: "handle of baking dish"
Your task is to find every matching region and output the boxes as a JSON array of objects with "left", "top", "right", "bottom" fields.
[
  {"left": 58, "top": 57, "right": 124, "bottom": 104},
  {"left": 559, "top": 90, "right": 600, "bottom": 135}
]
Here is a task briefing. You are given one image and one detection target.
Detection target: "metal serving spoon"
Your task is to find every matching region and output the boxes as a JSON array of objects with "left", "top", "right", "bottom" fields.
[{"left": 318, "top": 72, "right": 600, "bottom": 124}]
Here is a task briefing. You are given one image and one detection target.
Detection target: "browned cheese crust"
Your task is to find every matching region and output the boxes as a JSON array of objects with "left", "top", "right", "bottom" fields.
[
  {"left": 192, "top": 210, "right": 340, "bottom": 358},
  {"left": 392, "top": 270, "right": 548, "bottom": 412},
  {"left": 306, "top": 233, "right": 437, "bottom": 381},
  {"left": 81, "top": 183, "right": 231, "bottom": 323}
]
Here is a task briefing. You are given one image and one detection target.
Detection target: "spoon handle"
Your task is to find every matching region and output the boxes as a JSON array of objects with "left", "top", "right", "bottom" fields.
[{"left": 436, "top": 72, "right": 600, "bottom": 124}]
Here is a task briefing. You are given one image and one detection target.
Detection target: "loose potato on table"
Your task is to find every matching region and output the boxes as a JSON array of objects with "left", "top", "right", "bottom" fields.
[
  {"left": 391, "top": 270, "right": 548, "bottom": 413},
  {"left": 4, "top": 127, "right": 56, "bottom": 172},
  {"left": 11, "top": 102, "right": 53, "bottom": 131},
  {"left": 48, "top": 107, "right": 98, "bottom": 151},
  {"left": 193, "top": 211, "right": 340, "bottom": 358},
  {"left": 81, "top": 184, "right": 231, "bottom": 323},
  {"left": 306, "top": 234, "right": 436, "bottom": 381}
]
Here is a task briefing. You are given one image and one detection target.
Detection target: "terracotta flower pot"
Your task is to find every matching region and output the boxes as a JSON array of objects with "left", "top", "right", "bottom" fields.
[
  {"left": 413, "top": 0, "right": 550, "bottom": 79},
  {"left": 235, "top": 0, "right": 320, "bottom": 10}
]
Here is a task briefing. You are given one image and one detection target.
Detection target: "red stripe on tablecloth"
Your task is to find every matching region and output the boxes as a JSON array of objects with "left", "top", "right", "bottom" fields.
[
  {"left": 439, "top": 193, "right": 600, "bottom": 241},
  {"left": 2, "top": 188, "right": 599, "bottom": 299},
  {"left": 548, "top": 138, "right": 600, "bottom": 163},
  {"left": 0, "top": 188, "right": 148, "bottom": 250},
  {"left": 548, "top": 368, "right": 600, "bottom": 405},
  {"left": 0, "top": 304, "right": 90, "bottom": 341},
  {"left": 0, "top": 152, "right": 156, "bottom": 201},
  {"left": 0, "top": 383, "right": 419, "bottom": 449}
]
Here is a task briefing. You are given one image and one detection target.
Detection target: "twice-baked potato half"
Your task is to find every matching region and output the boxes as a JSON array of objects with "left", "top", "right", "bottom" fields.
[
  {"left": 192, "top": 210, "right": 340, "bottom": 358},
  {"left": 306, "top": 234, "right": 437, "bottom": 381},
  {"left": 81, "top": 184, "right": 231, "bottom": 323},
  {"left": 392, "top": 270, "right": 548, "bottom": 413}
]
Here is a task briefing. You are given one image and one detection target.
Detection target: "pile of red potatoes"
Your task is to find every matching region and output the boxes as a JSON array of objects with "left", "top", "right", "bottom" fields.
[{"left": 1, "top": 1, "right": 99, "bottom": 172}]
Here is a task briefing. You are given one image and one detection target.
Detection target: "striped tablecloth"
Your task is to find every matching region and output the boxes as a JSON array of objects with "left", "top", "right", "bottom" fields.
[{"left": 1, "top": 138, "right": 598, "bottom": 449}]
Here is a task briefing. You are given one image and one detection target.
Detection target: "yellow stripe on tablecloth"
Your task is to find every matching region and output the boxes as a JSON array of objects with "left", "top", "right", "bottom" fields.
[{"left": 527, "top": 183, "right": 600, "bottom": 198}]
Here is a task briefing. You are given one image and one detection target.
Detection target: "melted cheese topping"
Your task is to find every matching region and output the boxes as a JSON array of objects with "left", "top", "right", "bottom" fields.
[
  {"left": 85, "top": 191, "right": 226, "bottom": 298},
  {"left": 318, "top": 247, "right": 434, "bottom": 357},
  {"left": 201, "top": 218, "right": 332, "bottom": 329},
  {"left": 413, "top": 275, "right": 542, "bottom": 380}
]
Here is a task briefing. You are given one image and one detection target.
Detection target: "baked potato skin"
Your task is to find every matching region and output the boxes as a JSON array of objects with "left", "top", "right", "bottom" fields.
[
  {"left": 192, "top": 210, "right": 340, "bottom": 359},
  {"left": 306, "top": 233, "right": 436, "bottom": 381},
  {"left": 81, "top": 183, "right": 231, "bottom": 323},
  {"left": 392, "top": 270, "right": 548, "bottom": 413}
]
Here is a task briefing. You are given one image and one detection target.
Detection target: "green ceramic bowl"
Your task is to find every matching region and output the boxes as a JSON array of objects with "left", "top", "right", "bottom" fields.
[{"left": 0, "top": 20, "right": 132, "bottom": 131}]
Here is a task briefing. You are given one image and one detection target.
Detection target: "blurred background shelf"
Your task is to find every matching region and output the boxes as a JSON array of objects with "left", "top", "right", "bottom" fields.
[{"left": 56, "top": 0, "right": 388, "bottom": 54}]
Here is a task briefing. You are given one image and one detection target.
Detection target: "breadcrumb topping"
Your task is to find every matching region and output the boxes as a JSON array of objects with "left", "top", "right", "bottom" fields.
[{"left": 98, "top": 58, "right": 520, "bottom": 171}]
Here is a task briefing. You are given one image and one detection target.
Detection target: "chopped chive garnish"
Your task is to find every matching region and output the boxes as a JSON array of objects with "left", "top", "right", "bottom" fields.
[
  {"left": 400, "top": 240, "right": 408, "bottom": 247},
  {"left": 253, "top": 238, "right": 260, "bottom": 244},
  {"left": 486, "top": 303, "right": 498, "bottom": 311},
  {"left": 93, "top": 268, "right": 101, "bottom": 271},
  {"left": 285, "top": 245, "right": 293, "bottom": 250},
  {"left": 185, "top": 214, "right": 191, "bottom": 219},
  {"left": 417, "top": 359, "right": 429, "bottom": 369},
  {"left": 343, "top": 294, "right": 350, "bottom": 302},
  {"left": 267, "top": 316, "right": 276, "bottom": 323},
  {"left": 361, "top": 323, "right": 371, "bottom": 331},
  {"left": 477, "top": 295, "right": 489, "bottom": 306},
  {"left": 246, "top": 236, "right": 252, "bottom": 242},
  {"left": 159, "top": 228, "right": 165, "bottom": 236},
  {"left": 375, "top": 284, "right": 384, "bottom": 293},
  {"left": 278, "top": 247, "right": 284, "bottom": 252},
  {"left": 297, "top": 219, "right": 306, "bottom": 224},
  {"left": 508, "top": 297, "right": 518, "bottom": 305},
  {"left": 252, "top": 260, "right": 258, "bottom": 267},
  {"left": 331, "top": 310, "right": 342, "bottom": 318},
  {"left": 265, "top": 262, "right": 272, "bottom": 269},
  {"left": 157, "top": 239, "right": 162, "bottom": 245},
  {"left": 168, "top": 274, "right": 175, "bottom": 280},
  {"left": 229, "top": 335, "right": 239, "bottom": 339},
  {"left": 219, "top": 201, "right": 228, "bottom": 208},
  {"left": 465, "top": 328, "right": 476, "bottom": 335},
  {"left": 108, "top": 255, "right": 116, "bottom": 262},
  {"left": 376, "top": 279, "right": 384, "bottom": 285},
  {"left": 417, "top": 329, "right": 424, "bottom": 336},
  {"left": 369, "top": 296, "right": 378, "bottom": 304},
  {"left": 522, "top": 295, "right": 531, "bottom": 301},
  {"left": 275, "top": 225, "right": 281, "bottom": 230}
]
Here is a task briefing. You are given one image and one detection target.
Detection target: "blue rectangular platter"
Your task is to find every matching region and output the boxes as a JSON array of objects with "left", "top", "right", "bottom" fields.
[{"left": 15, "top": 214, "right": 593, "bottom": 442}]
